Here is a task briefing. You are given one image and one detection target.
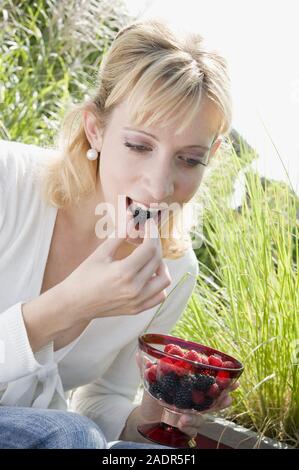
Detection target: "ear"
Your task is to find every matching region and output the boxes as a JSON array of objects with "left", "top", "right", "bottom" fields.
[
  {"left": 209, "top": 136, "right": 223, "bottom": 158},
  {"left": 83, "top": 104, "right": 103, "bottom": 152}
]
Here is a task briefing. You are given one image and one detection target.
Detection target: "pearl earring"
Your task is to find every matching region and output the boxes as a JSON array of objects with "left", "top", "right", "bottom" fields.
[{"left": 86, "top": 148, "right": 98, "bottom": 161}]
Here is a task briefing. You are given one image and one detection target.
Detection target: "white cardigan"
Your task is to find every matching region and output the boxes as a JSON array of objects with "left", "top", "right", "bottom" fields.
[{"left": 0, "top": 140, "right": 199, "bottom": 441}]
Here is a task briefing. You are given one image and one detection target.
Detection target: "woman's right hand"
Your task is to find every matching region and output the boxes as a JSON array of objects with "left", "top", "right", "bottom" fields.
[{"left": 61, "top": 217, "right": 172, "bottom": 321}]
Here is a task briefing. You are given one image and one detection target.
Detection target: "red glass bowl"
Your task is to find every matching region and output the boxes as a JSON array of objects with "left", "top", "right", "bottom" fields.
[{"left": 137, "top": 333, "right": 244, "bottom": 448}]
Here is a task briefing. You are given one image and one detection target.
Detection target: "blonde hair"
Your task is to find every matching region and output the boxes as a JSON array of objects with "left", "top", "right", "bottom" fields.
[{"left": 41, "top": 19, "right": 232, "bottom": 259}]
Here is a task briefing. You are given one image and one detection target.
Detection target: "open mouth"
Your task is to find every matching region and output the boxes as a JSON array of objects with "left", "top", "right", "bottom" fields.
[{"left": 126, "top": 197, "right": 162, "bottom": 231}]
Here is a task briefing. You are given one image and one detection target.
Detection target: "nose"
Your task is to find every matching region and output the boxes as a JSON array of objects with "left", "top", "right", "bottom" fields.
[{"left": 142, "top": 159, "right": 175, "bottom": 202}]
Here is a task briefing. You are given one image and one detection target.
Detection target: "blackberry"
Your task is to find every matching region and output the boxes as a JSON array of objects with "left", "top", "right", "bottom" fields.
[
  {"left": 161, "top": 392, "right": 175, "bottom": 405},
  {"left": 158, "top": 372, "right": 179, "bottom": 394},
  {"left": 193, "top": 374, "right": 215, "bottom": 392},
  {"left": 174, "top": 389, "right": 193, "bottom": 409},
  {"left": 156, "top": 372, "right": 179, "bottom": 406},
  {"left": 149, "top": 383, "right": 163, "bottom": 400},
  {"left": 133, "top": 207, "right": 152, "bottom": 225},
  {"left": 174, "top": 376, "right": 193, "bottom": 409}
]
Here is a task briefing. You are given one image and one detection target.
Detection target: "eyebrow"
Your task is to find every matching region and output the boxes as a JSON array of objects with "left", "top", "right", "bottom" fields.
[{"left": 122, "top": 127, "right": 211, "bottom": 151}]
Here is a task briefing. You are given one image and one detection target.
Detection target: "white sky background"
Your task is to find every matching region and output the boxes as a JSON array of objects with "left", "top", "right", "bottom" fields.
[{"left": 124, "top": 0, "right": 299, "bottom": 196}]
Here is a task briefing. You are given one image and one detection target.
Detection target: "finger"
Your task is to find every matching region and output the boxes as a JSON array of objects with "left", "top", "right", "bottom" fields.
[
  {"left": 138, "top": 258, "right": 171, "bottom": 292},
  {"left": 94, "top": 228, "right": 127, "bottom": 260},
  {"left": 95, "top": 206, "right": 135, "bottom": 261},
  {"left": 212, "top": 394, "right": 232, "bottom": 411},
  {"left": 137, "top": 251, "right": 162, "bottom": 286},
  {"left": 137, "top": 263, "right": 171, "bottom": 304},
  {"left": 135, "top": 288, "right": 167, "bottom": 312},
  {"left": 122, "top": 218, "right": 162, "bottom": 272}
]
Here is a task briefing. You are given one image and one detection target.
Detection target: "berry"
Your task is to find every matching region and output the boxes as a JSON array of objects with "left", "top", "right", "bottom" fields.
[
  {"left": 145, "top": 365, "right": 158, "bottom": 384},
  {"left": 174, "top": 388, "right": 193, "bottom": 409},
  {"left": 207, "top": 383, "right": 221, "bottom": 398},
  {"left": 174, "top": 375, "right": 193, "bottom": 409},
  {"left": 164, "top": 344, "right": 176, "bottom": 353},
  {"left": 145, "top": 359, "right": 154, "bottom": 369},
  {"left": 217, "top": 370, "right": 230, "bottom": 379},
  {"left": 149, "top": 382, "right": 163, "bottom": 400},
  {"left": 193, "top": 374, "right": 215, "bottom": 392},
  {"left": 222, "top": 360, "right": 235, "bottom": 369},
  {"left": 185, "top": 350, "right": 201, "bottom": 362},
  {"left": 172, "top": 360, "right": 190, "bottom": 376},
  {"left": 192, "top": 397, "right": 214, "bottom": 412},
  {"left": 167, "top": 345, "right": 185, "bottom": 358},
  {"left": 192, "top": 390, "right": 205, "bottom": 405},
  {"left": 208, "top": 355, "right": 223, "bottom": 367},
  {"left": 159, "top": 357, "right": 176, "bottom": 375},
  {"left": 158, "top": 372, "right": 179, "bottom": 395},
  {"left": 198, "top": 354, "right": 209, "bottom": 365},
  {"left": 216, "top": 371, "right": 231, "bottom": 389},
  {"left": 161, "top": 392, "right": 175, "bottom": 405}
]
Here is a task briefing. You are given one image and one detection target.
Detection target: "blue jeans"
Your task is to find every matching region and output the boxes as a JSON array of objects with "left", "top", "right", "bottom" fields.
[{"left": 0, "top": 406, "right": 171, "bottom": 449}]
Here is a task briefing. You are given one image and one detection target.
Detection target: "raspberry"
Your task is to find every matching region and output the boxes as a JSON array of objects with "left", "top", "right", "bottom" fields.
[
  {"left": 167, "top": 345, "right": 185, "bottom": 358},
  {"left": 198, "top": 354, "right": 209, "bottom": 365},
  {"left": 164, "top": 344, "right": 176, "bottom": 353},
  {"left": 208, "top": 355, "right": 223, "bottom": 367},
  {"left": 145, "top": 359, "right": 154, "bottom": 369},
  {"left": 184, "top": 350, "right": 200, "bottom": 362},
  {"left": 159, "top": 357, "right": 176, "bottom": 375},
  {"left": 172, "top": 359, "right": 191, "bottom": 376},
  {"left": 222, "top": 360, "right": 235, "bottom": 369},
  {"left": 217, "top": 370, "right": 230, "bottom": 379},
  {"left": 216, "top": 371, "right": 231, "bottom": 389},
  {"left": 207, "top": 383, "right": 221, "bottom": 398},
  {"left": 192, "top": 390, "right": 205, "bottom": 405},
  {"left": 145, "top": 364, "right": 158, "bottom": 384}
]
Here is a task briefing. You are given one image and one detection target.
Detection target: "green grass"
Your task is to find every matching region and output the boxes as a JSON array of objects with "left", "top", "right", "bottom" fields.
[
  {"left": 0, "top": 0, "right": 130, "bottom": 146},
  {"left": 173, "top": 149, "right": 299, "bottom": 447},
  {"left": 2, "top": 0, "right": 298, "bottom": 448}
]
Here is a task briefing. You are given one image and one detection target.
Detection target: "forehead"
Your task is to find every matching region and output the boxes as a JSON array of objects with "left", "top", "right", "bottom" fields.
[{"left": 108, "top": 96, "right": 221, "bottom": 146}]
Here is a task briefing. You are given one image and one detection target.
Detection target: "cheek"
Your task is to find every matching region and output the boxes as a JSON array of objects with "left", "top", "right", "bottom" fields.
[{"left": 178, "top": 172, "right": 204, "bottom": 201}]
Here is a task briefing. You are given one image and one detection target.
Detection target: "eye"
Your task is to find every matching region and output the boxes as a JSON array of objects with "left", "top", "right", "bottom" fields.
[
  {"left": 178, "top": 156, "right": 208, "bottom": 167},
  {"left": 124, "top": 142, "right": 151, "bottom": 152}
]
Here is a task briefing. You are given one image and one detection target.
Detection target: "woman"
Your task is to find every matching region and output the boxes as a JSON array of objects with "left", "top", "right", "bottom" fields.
[{"left": 0, "top": 19, "right": 234, "bottom": 449}]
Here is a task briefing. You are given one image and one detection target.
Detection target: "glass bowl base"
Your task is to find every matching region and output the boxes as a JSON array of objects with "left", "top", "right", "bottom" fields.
[{"left": 137, "top": 422, "right": 198, "bottom": 449}]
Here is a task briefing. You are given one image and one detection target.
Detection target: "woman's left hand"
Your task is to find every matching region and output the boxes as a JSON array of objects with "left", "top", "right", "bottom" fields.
[
  {"left": 136, "top": 352, "right": 240, "bottom": 438},
  {"left": 176, "top": 381, "right": 239, "bottom": 438}
]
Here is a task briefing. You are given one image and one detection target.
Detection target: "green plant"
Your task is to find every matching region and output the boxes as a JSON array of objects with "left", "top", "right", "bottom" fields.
[
  {"left": 173, "top": 150, "right": 299, "bottom": 447},
  {"left": 0, "top": 0, "right": 130, "bottom": 146}
]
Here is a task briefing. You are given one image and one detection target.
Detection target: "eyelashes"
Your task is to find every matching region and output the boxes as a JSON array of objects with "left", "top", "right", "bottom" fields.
[{"left": 123, "top": 141, "right": 207, "bottom": 167}]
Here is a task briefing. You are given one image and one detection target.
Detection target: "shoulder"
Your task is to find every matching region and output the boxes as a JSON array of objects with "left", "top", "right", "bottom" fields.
[
  {"left": 0, "top": 140, "right": 57, "bottom": 229},
  {"left": 0, "top": 140, "right": 56, "bottom": 189}
]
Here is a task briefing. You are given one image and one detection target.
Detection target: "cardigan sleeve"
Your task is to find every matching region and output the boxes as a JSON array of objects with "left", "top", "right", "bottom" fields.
[
  {"left": 0, "top": 141, "right": 55, "bottom": 385},
  {"left": 70, "top": 250, "right": 199, "bottom": 442},
  {"left": 0, "top": 302, "right": 55, "bottom": 384}
]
